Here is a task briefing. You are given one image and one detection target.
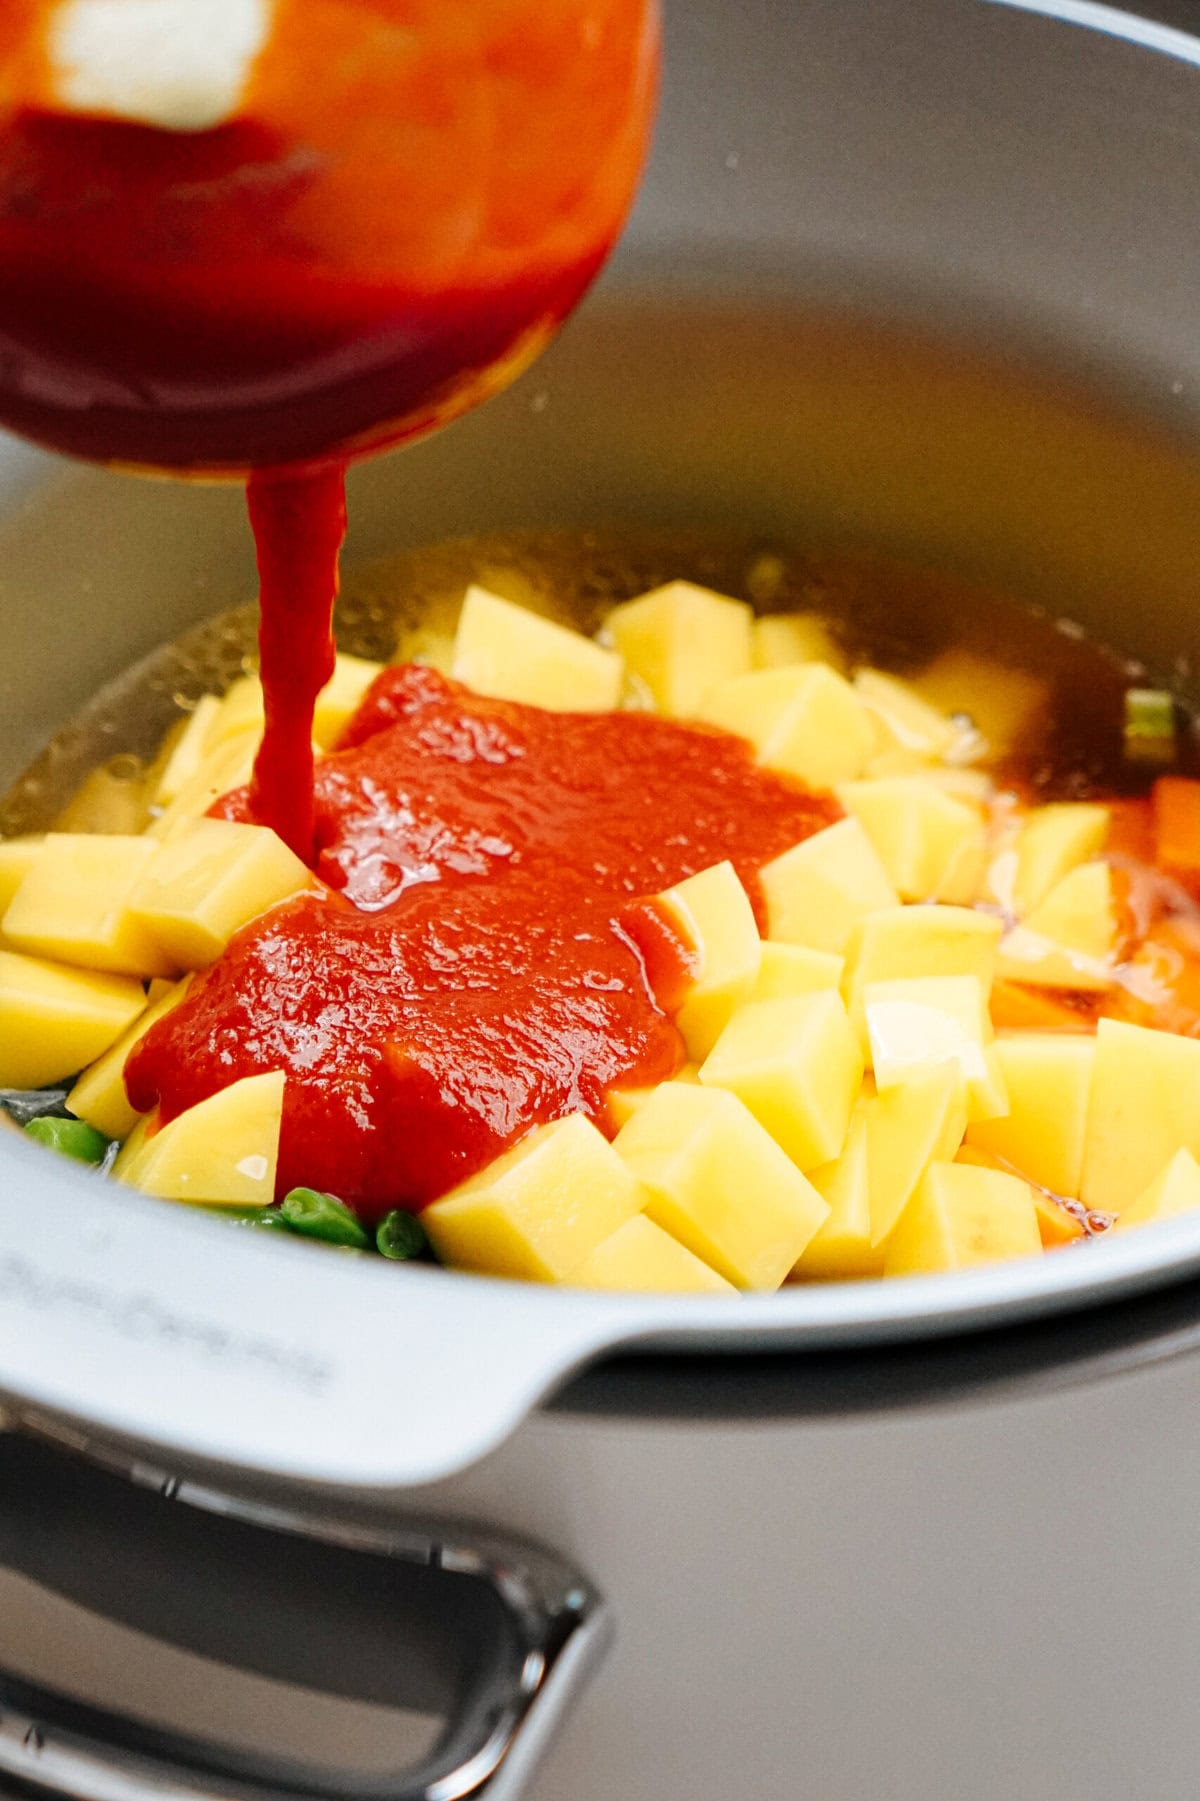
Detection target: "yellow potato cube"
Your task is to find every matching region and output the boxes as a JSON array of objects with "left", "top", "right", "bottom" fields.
[
  {"left": 1080, "top": 1018, "right": 1200, "bottom": 1214},
  {"left": 836, "top": 777, "right": 984, "bottom": 902},
  {"left": 0, "top": 837, "right": 44, "bottom": 946},
  {"left": 152, "top": 695, "right": 224, "bottom": 807},
  {"left": 147, "top": 732, "right": 259, "bottom": 838},
  {"left": 53, "top": 762, "right": 155, "bottom": 835},
  {"left": 0, "top": 950, "right": 147, "bottom": 1089},
  {"left": 205, "top": 674, "right": 265, "bottom": 751},
  {"left": 751, "top": 941, "right": 843, "bottom": 1001},
  {"left": 614, "top": 1082, "right": 829, "bottom": 1289},
  {"left": 841, "top": 904, "right": 1002, "bottom": 1048},
  {"left": 129, "top": 818, "right": 311, "bottom": 969},
  {"left": 752, "top": 613, "right": 845, "bottom": 673},
  {"left": 997, "top": 861, "right": 1118, "bottom": 994},
  {"left": 862, "top": 1063, "right": 969, "bottom": 1247},
  {"left": 1115, "top": 1148, "right": 1200, "bottom": 1231},
  {"left": 567, "top": 1213, "right": 735, "bottom": 1293},
  {"left": 114, "top": 1069, "right": 285, "bottom": 1208},
  {"left": 863, "top": 974, "right": 1006, "bottom": 1123},
  {"left": 912, "top": 649, "right": 1047, "bottom": 758},
  {"left": 312, "top": 654, "right": 385, "bottom": 749},
  {"left": 760, "top": 819, "right": 898, "bottom": 956},
  {"left": 698, "top": 990, "right": 863, "bottom": 1170},
  {"left": 884, "top": 1161, "right": 1042, "bottom": 1275},
  {"left": 853, "top": 668, "right": 961, "bottom": 759},
  {"left": 605, "top": 581, "right": 753, "bottom": 717},
  {"left": 656, "top": 861, "right": 761, "bottom": 1059},
  {"left": 958, "top": 1143, "right": 1085, "bottom": 1248},
  {"left": 403, "top": 626, "right": 456, "bottom": 675},
  {"left": 1011, "top": 803, "right": 1110, "bottom": 914},
  {"left": 3, "top": 833, "right": 173, "bottom": 978},
  {"left": 697, "top": 665, "right": 875, "bottom": 788},
  {"left": 422, "top": 1112, "right": 646, "bottom": 1282},
  {"left": 67, "top": 975, "right": 193, "bottom": 1142},
  {"left": 966, "top": 1032, "right": 1096, "bottom": 1197},
  {"left": 792, "top": 1111, "right": 884, "bottom": 1279},
  {"left": 605, "top": 1066, "right": 700, "bottom": 1131},
  {"left": 451, "top": 586, "right": 623, "bottom": 712},
  {"left": 1024, "top": 861, "right": 1116, "bottom": 958}
]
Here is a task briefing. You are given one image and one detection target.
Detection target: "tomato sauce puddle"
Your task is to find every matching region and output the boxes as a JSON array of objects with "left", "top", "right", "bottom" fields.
[{"left": 127, "top": 632, "right": 837, "bottom": 1219}]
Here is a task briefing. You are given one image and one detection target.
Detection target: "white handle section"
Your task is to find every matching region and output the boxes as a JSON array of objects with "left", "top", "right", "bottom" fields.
[{"left": 0, "top": 1142, "right": 632, "bottom": 1489}]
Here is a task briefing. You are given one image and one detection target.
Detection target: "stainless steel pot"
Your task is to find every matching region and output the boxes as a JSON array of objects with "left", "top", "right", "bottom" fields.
[{"left": 4, "top": 1, "right": 1200, "bottom": 1796}]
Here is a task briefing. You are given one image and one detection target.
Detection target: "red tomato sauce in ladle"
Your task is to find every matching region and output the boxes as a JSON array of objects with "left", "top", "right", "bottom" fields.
[{"left": 0, "top": 0, "right": 660, "bottom": 857}]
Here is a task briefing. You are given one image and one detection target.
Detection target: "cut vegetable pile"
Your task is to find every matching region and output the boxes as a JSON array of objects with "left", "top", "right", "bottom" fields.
[{"left": 6, "top": 576, "right": 1200, "bottom": 1292}]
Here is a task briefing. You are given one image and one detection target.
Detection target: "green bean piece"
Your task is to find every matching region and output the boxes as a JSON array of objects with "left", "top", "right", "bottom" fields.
[
  {"left": 1124, "top": 688, "right": 1176, "bottom": 762},
  {"left": 376, "top": 1209, "right": 432, "bottom": 1261},
  {"left": 24, "top": 1115, "right": 112, "bottom": 1165},
  {"left": 280, "top": 1187, "right": 372, "bottom": 1249}
]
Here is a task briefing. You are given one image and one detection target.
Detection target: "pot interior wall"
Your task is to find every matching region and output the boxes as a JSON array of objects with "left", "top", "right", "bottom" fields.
[{"left": 2, "top": 281, "right": 1200, "bottom": 795}]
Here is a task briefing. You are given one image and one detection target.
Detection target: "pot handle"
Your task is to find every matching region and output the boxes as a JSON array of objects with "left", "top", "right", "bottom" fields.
[
  {"left": 0, "top": 1145, "right": 646, "bottom": 1488},
  {"left": 0, "top": 1432, "right": 609, "bottom": 1801}
]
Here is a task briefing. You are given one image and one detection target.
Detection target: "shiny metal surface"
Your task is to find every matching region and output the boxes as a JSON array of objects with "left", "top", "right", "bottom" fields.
[{"left": 0, "top": 1433, "right": 608, "bottom": 1801}]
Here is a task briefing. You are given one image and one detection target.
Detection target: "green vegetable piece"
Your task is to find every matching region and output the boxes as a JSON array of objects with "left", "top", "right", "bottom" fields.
[
  {"left": 24, "top": 1115, "right": 111, "bottom": 1165},
  {"left": 376, "top": 1209, "right": 432, "bottom": 1261},
  {"left": 281, "top": 1186, "right": 371, "bottom": 1249},
  {"left": 1124, "top": 688, "right": 1176, "bottom": 759}
]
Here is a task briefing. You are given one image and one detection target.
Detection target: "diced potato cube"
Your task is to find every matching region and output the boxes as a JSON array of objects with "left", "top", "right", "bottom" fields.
[
  {"left": 996, "top": 859, "right": 1118, "bottom": 994},
  {"left": 3, "top": 833, "right": 173, "bottom": 977},
  {"left": 697, "top": 665, "right": 875, "bottom": 788},
  {"left": 1027, "top": 860, "right": 1117, "bottom": 952},
  {"left": 853, "top": 669, "right": 960, "bottom": 759},
  {"left": 67, "top": 975, "right": 193, "bottom": 1142},
  {"left": 129, "top": 818, "right": 311, "bottom": 969},
  {"left": 153, "top": 695, "right": 224, "bottom": 806},
  {"left": 422, "top": 1112, "right": 646, "bottom": 1282},
  {"left": 0, "top": 950, "right": 147, "bottom": 1089},
  {"left": 614, "top": 1082, "right": 829, "bottom": 1289},
  {"left": 53, "top": 762, "right": 155, "bottom": 835},
  {"left": 841, "top": 904, "right": 1002, "bottom": 1049},
  {"left": 1115, "top": 1147, "right": 1200, "bottom": 1231},
  {"left": 864, "top": 974, "right": 1005, "bottom": 1123},
  {"left": 862, "top": 1064, "right": 969, "bottom": 1247},
  {"left": 751, "top": 941, "right": 843, "bottom": 1001},
  {"left": 113, "top": 1069, "right": 285, "bottom": 1207},
  {"left": 752, "top": 613, "right": 845, "bottom": 673},
  {"left": 966, "top": 1033, "right": 1096, "bottom": 1198},
  {"left": 956, "top": 1143, "right": 1085, "bottom": 1247},
  {"left": 698, "top": 990, "right": 863, "bottom": 1170},
  {"left": 884, "top": 1161, "right": 1042, "bottom": 1275},
  {"left": 605, "top": 1066, "right": 699, "bottom": 1131},
  {"left": 0, "top": 837, "right": 44, "bottom": 945},
  {"left": 913, "top": 650, "right": 1047, "bottom": 757},
  {"left": 836, "top": 777, "right": 984, "bottom": 902},
  {"left": 403, "top": 627, "right": 456, "bottom": 675},
  {"left": 205, "top": 674, "right": 265, "bottom": 750},
  {"left": 605, "top": 581, "right": 753, "bottom": 717},
  {"left": 1011, "top": 803, "right": 1110, "bottom": 914},
  {"left": 760, "top": 819, "right": 898, "bottom": 956},
  {"left": 792, "top": 1111, "right": 884, "bottom": 1278},
  {"left": 567, "top": 1213, "right": 735, "bottom": 1293},
  {"left": 1080, "top": 1018, "right": 1200, "bottom": 1214},
  {"left": 312, "top": 654, "right": 386, "bottom": 749},
  {"left": 923, "top": 768, "right": 995, "bottom": 806},
  {"left": 656, "top": 861, "right": 761, "bottom": 1059},
  {"left": 147, "top": 732, "right": 260, "bottom": 838},
  {"left": 451, "top": 586, "right": 623, "bottom": 712}
]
